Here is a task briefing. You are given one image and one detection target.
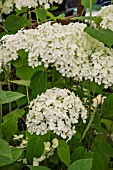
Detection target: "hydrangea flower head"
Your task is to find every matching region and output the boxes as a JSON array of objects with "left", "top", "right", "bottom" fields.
[
  {"left": 26, "top": 87, "right": 87, "bottom": 140},
  {"left": 1, "top": 22, "right": 113, "bottom": 88},
  {"left": 96, "top": 5, "right": 113, "bottom": 31}
]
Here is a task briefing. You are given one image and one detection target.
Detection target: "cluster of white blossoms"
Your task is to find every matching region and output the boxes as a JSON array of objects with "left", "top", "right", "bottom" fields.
[
  {"left": 1, "top": 22, "right": 113, "bottom": 88},
  {"left": 26, "top": 87, "right": 87, "bottom": 140},
  {"left": 96, "top": 5, "right": 113, "bottom": 31},
  {"left": 0, "top": 0, "right": 63, "bottom": 14},
  {"left": 33, "top": 139, "right": 59, "bottom": 166}
]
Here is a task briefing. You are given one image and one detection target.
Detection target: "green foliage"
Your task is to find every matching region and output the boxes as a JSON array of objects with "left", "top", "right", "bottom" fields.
[
  {"left": 30, "top": 71, "right": 47, "bottom": 98},
  {"left": 0, "top": 89, "right": 25, "bottom": 104},
  {"left": 84, "top": 27, "right": 113, "bottom": 48},
  {"left": 82, "top": 0, "right": 97, "bottom": 8},
  {"left": 35, "top": 8, "right": 47, "bottom": 22},
  {"left": 28, "top": 166, "right": 51, "bottom": 170},
  {"left": 102, "top": 94, "right": 113, "bottom": 118},
  {"left": 68, "top": 158, "right": 92, "bottom": 170},
  {"left": 26, "top": 136, "right": 44, "bottom": 162},
  {"left": 57, "top": 140, "right": 71, "bottom": 167},
  {"left": 0, "top": 139, "right": 23, "bottom": 167},
  {"left": 3, "top": 14, "right": 29, "bottom": 33},
  {"left": 85, "top": 152, "right": 104, "bottom": 170},
  {"left": 1, "top": 109, "right": 25, "bottom": 139},
  {"left": 94, "top": 111, "right": 102, "bottom": 134},
  {"left": 71, "top": 146, "right": 86, "bottom": 162}
]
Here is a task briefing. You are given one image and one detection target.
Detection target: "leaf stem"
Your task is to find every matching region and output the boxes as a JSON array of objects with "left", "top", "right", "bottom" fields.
[
  {"left": 80, "top": 105, "right": 98, "bottom": 142},
  {"left": 90, "top": 0, "right": 92, "bottom": 27}
]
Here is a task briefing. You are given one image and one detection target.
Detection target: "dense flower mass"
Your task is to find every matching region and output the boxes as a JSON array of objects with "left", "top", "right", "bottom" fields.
[
  {"left": 0, "top": 22, "right": 113, "bottom": 88},
  {"left": 96, "top": 5, "right": 113, "bottom": 31},
  {"left": 0, "top": 0, "right": 63, "bottom": 14},
  {"left": 26, "top": 87, "right": 87, "bottom": 140}
]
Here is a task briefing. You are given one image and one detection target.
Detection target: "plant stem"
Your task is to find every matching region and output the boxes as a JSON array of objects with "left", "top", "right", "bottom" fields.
[
  {"left": 90, "top": 0, "right": 92, "bottom": 27},
  {"left": 80, "top": 105, "right": 98, "bottom": 142},
  {"left": 26, "top": 86, "right": 29, "bottom": 106},
  {"left": 0, "top": 81, "right": 2, "bottom": 125}
]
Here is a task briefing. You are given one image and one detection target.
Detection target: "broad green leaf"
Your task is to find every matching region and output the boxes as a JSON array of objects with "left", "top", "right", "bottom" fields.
[
  {"left": 85, "top": 152, "right": 104, "bottom": 170},
  {"left": 30, "top": 71, "right": 47, "bottom": 98},
  {"left": 57, "top": 140, "right": 71, "bottom": 166},
  {"left": 71, "top": 146, "right": 86, "bottom": 162},
  {"left": 0, "top": 147, "right": 23, "bottom": 167},
  {"left": 3, "top": 14, "right": 25, "bottom": 33},
  {"left": 84, "top": 27, "right": 113, "bottom": 48},
  {"left": 82, "top": 0, "right": 97, "bottom": 8},
  {"left": 2, "top": 109, "right": 25, "bottom": 139},
  {"left": 0, "top": 89, "right": 6, "bottom": 100},
  {"left": 68, "top": 158, "right": 92, "bottom": 170},
  {"left": 94, "top": 111, "right": 102, "bottom": 134},
  {"left": 28, "top": 166, "right": 51, "bottom": 170},
  {"left": 97, "top": 142, "right": 113, "bottom": 158},
  {"left": 102, "top": 94, "right": 113, "bottom": 118},
  {"left": 26, "top": 136, "right": 44, "bottom": 162},
  {"left": 16, "top": 65, "right": 44, "bottom": 80},
  {"left": 10, "top": 80, "right": 30, "bottom": 86},
  {"left": 0, "top": 139, "right": 12, "bottom": 159},
  {"left": 0, "top": 90, "right": 25, "bottom": 104},
  {"left": 49, "top": 150, "right": 59, "bottom": 164},
  {"left": 36, "top": 8, "right": 47, "bottom": 22},
  {"left": 0, "top": 162, "right": 23, "bottom": 170}
]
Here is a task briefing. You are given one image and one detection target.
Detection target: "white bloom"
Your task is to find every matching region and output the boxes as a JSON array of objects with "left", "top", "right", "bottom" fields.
[
  {"left": 1, "top": 0, "right": 63, "bottom": 14},
  {"left": 33, "top": 157, "right": 39, "bottom": 166},
  {"left": 44, "top": 142, "right": 51, "bottom": 151},
  {"left": 26, "top": 87, "right": 87, "bottom": 140},
  {"left": 1, "top": 22, "right": 113, "bottom": 88},
  {"left": 13, "top": 134, "right": 24, "bottom": 140},
  {"left": 23, "top": 158, "right": 27, "bottom": 164},
  {"left": 52, "top": 138, "right": 59, "bottom": 148},
  {"left": 96, "top": 5, "right": 113, "bottom": 31},
  {"left": 92, "top": 94, "right": 106, "bottom": 107}
]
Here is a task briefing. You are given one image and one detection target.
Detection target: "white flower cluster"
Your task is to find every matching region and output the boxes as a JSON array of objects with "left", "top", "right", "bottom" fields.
[
  {"left": 0, "top": 0, "right": 63, "bottom": 14},
  {"left": 96, "top": 5, "right": 113, "bottom": 31},
  {"left": 1, "top": 22, "right": 113, "bottom": 88},
  {"left": 26, "top": 87, "right": 87, "bottom": 140},
  {"left": 33, "top": 138, "right": 59, "bottom": 166}
]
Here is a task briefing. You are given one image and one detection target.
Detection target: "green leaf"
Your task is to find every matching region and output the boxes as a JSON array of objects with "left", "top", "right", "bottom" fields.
[
  {"left": 3, "top": 14, "right": 25, "bottom": 33},
  {"left": 68, "top": 158, "right": 92, "bottom": 170},
  {"left": 26, "top": 136, "right": 44, "bottom": 162},
  {"left": 0, "top": 147, "right": 23, "bottom": 167},
  {"left": 30, "top": 71, "right": 47, "bottom": 98},
  {"left": 81, "top": 0, "right": 97, "bottom": 8},
  {"left": 57, "top": 140, "right": 71, "bottom": 167},
  {"left": 56, "top": 13, "right": 65, "bottom": 19},
  {"left": 36, "top": 8, "right": 47, "bottom": 22},
  {"left": 49, "top": 5, "right": 58, "bottom": 11},
  {"left": 0, "top": 139, "right": 12, "bottom": 159},
  {"left": 0, "top": 90, "right": 25, "bottom": 104},
  {"left": 16, "top": 65, "right": 44, "bottom": 80},
  {"left": 85, "top": 152, "right": 104, "bottom": 170},
  {"left": 28, "top": 166, "right": 51, "bottom": 170},
  {"left": 46, "top": 11, "right": 56, "bottom": 21},
  {"left": 94, "top": 111, "right": 102, "bottom": 134},
  {"left": 71, "top": 146, "right": 86, "bottom": 162},
  {"left": 10, "top": 80, "right": 30, "bottom": 86},
  {"left": 2, "top": 109, "right": 25, "bottom": 139},
  {"left": 102, "top": 94, "right": 113, "bottom": 118},
  {"left": 84, "top": 27, "right": 113, "bottom": 48},
  {"left": 0, "top": 89, "right": 6, "bottom": 100},
  {"left": 97, "top": 142, "right": 113, "bottom": 158}
]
